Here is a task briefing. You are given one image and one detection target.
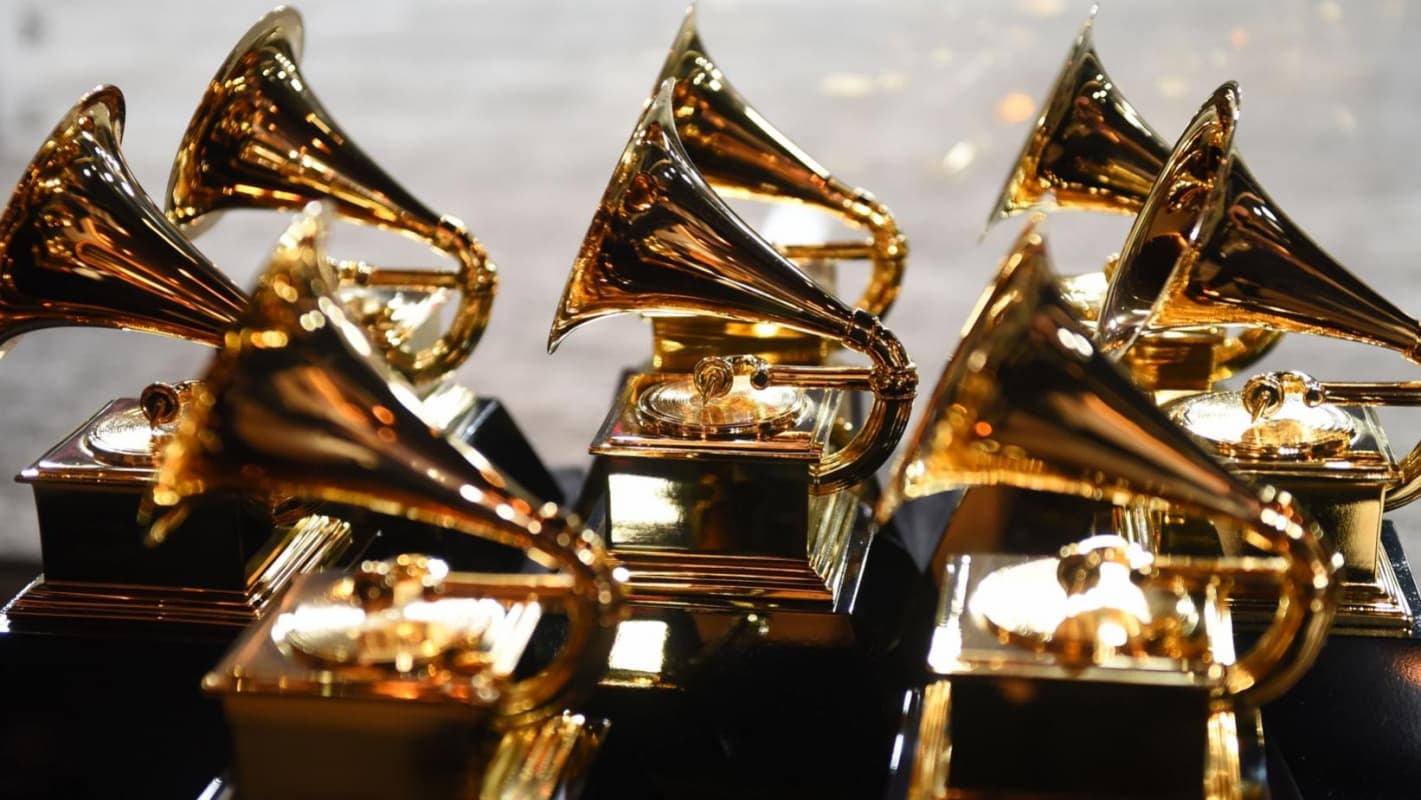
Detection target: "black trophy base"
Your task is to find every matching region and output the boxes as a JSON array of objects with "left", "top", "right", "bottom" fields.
[{"left": 0, "top": 609, "right": 232, "bottom": 799}]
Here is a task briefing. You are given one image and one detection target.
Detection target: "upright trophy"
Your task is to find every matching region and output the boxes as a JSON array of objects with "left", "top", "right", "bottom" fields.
[
  {"left": 549, "top": 81, "right": 915, "bottom": 643},
  {"left": 0, "top": 86, "right": 357, "bottom": 628},
  {"left": 163, "top": 6, "right": 561, "bottom": 501},
  {"left": 643, "top": 6, "right": 906, "bottom": 370},
  {"left": 1099, "top": 82, "right": 1421, "bottom": 635},
  {"left": 988, "top": 9, "right": 1278, "bottom": 394},
  {"left": 879, "top": 224, "right": 1339, "bottom": 799},
  {"left": 146, "top": 207, "right": 623, "bottom": 798}
]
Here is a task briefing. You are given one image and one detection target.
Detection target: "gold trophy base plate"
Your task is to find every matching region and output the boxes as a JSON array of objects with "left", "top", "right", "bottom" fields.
[
  {"left": 3, "top": 514, "right": 353, "bottom": 629},
  {"left": 1231, "top": 536, "right": 1415, "bottom": 637}
]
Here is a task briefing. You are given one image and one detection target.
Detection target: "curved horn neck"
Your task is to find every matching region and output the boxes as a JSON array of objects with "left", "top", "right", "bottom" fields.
[
  {"left": 1102, "top": 82, "right": 1421, "bottom": 364},
  {"left": 549, "top": 80, "right": 860, "bottom": 353},
  {"left": 0, "top": 86, "right": 245, "bottom": 349},
  {"left": 153, "top": 208, "right": 620, "bottom": 721},
  {"left": 987, "top": 10, "right": 1169, "bottom": 226},
  {"left": 166, "top": 7, "right": 441, "bottom": 239},
  {"left": 658, "top": 6, "right": 905, "bottom": 317}
]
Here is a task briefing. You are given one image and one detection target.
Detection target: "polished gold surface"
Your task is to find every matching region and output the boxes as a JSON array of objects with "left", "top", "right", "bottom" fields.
[
  {"left": 646, "top": 6, "right": 906, "bottom": 369},
  {"left": 1100, "top": 82, "right": 1421, "bottom": 366},
  {"left": 153, "top": 207, "right": 623, "bottom": 723},
  {"left": 988, "top": 9, "right": 1167, "bottom": 223},
  {"left": 0, "top": 86, "right": 246, "bottom": 352},
  {"left": 550, "top": 79, "right": 916, "bottom": 493},
  {"left": 166, "top": 6, "right": 495, "bottom": 385},
  {"left": 990, "top": 11, "right": 1279, "bottom": 388},
  {"left": 906, "top": 548, "right": 1269, "bottom": 799},
  {"left": 1168, "top": 371, "right": 1418, "bottom": 635},
  {"left": 880, "top": 221, "right": 1340, "bottom": 705},
  {"left": 481, "top": 712, "right": 608, "bottom": 800}
]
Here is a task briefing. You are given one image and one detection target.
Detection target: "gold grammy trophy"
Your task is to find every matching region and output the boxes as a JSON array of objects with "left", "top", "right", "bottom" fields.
[
  {"left": 987, "top": 8, "right": 1278, "bottom": 393},
  {"left": 0, "top": 86, "right": 355, "bottom": 627},
  {"left": 148, "top": 208, "right": 624, "bottom": 799},
  {"left": 878, "top": 223, "right": 1339, "bottom": 799},
  {"left": 643, "top": 5, "right": 906, "bottom": 371},
  {"left": 548, "top": 80, "right": 916, "bottom": 644},
  {"left": 166, "top": 6, "right": 495, "bottom": 392},
  {"left": 161, "top": 6, "right": 570, "bottom": 504},
  {"left": 1100, "top": 82, "right": 1421, "bottom": 635}
]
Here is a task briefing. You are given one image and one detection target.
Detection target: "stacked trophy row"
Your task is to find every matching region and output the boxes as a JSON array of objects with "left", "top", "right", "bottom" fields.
[{"left": 0, "top": 4, "right": 1414, "bottom": 798}]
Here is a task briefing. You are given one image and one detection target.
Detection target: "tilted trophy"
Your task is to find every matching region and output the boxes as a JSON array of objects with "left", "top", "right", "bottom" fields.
[
  {"left": 878, "top": 223, "right": 1339, "bottom": 799},
  {"left": 548, "top": 80, "right": 916, "bottom": 651},
  {"left": 986, "top": 9, "right": 1278, "bottom": 395},
  {"left": 639, "top": 5, "right": 906, "bottom": 371},
  {"left": 1099, "top": 82, "right": 1421, "bottom": 635},
  {"left": 146, "top": 207, "right": 624, "bottom": 798},
  {"left": 0, "top": 86, "right": 359, "bottom": 628},
  {"left": 162, "top": 6, "right": 560, "bottom": 501}
]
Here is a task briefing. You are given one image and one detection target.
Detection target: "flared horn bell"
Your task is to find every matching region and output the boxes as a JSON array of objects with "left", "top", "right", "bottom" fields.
[
  {"left": 0, "top": 86, "right": 246, "bottom": 351},
  {"left": 879, "top": 220, "right": 1338, "bottom": 705},
  {"left": 150, "top": 207, "right": 622, "bottom": 725},
  {"left": 550, "top": 80, "right": 916, "bottom": 492},
  {"left": 657, "top": 5, "right": 906, "bottom": 318},
  {"left": 166, "top": 6, "right": 495, "bottom": 384},
  {"left": 1098, "top": 83, "right": 1421, "bottom": 365},
  {"left": 987, "top": 8, "right": 1170, "bottom": 226}
]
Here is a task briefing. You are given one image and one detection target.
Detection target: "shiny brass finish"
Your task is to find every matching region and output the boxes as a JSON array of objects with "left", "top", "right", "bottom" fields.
[
  {"left": 1167, "top": 370, "right": 1421, "bottom": 635},
  {"left": 481, "top": 712, "right": 608, "bottom": 799},
  {"left": 549, "top": 80, "right": 916, "bottom": 493},
  {"left": 992, "top": 13, "right": 1280, "bottom": 386},
  {"left": 167, "top": 6, "right": 495, "bottom": 385},
  {"left": 0, "top": 86, "right": 245, "bottom": 351},
  {"left": 1100, "top": 82, "right": 1421, "bottom": 366},
  {"left": 151, "top": 207, "right": 623, "bottom": 723},
  {"left": 880, "top": 221, "right": 1339, "bottom": 705},
  {"left": 647, "top": 6, "right": 906, "bottom": 369},
  {"left": 906, "top": 549, "right": 1270, "bottom": 800},
  {"left": 206, "top": 564, "right": 608, "bottom": 799},
  {"left": 988, "top": 9, "right": 1167, "bottom": 223}
]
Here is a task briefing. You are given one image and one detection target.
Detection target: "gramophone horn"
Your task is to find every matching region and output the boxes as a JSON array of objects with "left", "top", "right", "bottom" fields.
[
  {"left": 987, "top": 8, "right": 1169, "bottom": 225},
  {"left": 150, "top": 206, "right": 623, "bottom": 724},
  {"left": 0, "top": 85, "right": 246, "bottom": 351},
  {"left": 549, "top": 79, "right": 916, "bottom": 493},
  {"left": 166, "top": 6, "right": 494, "bottom": 385},
  {"left": 879, "top": 220, "right": 1338, "bottom": 705},
  {"left": 1098, "top": 83, "right": 1421, "bottom": 365},
  {"left": 658, "top": 4, "right": 905, "bottom": 318}
]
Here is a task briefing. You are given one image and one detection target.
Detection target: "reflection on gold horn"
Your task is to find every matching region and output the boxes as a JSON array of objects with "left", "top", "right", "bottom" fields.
[
  {"left": 0, "top": 85, "right": 246, "bottom": 351},
  {"left": 659, "top": 5, "right": 905, "bottom": 320},
  {"left": 1100, "top": 82, "right": 1421, "bottom": 367},
  {"left": 549, "top": 80, "right": 916, "bottom": 493},
  {"left": 880, "top": 220, "right": 1338, "bottom": 706},
  {"left": 166, "top": 6, "right": 494, "bottom": 385},
  {"left": 987, "top": 9, "right": 1168, "bottom": 224},
  {"left": 987, "top": 12, "right": 1280, "bottom": 388},
  {"left": 150, "top": 207, "right": 623, "bottom": 725}
]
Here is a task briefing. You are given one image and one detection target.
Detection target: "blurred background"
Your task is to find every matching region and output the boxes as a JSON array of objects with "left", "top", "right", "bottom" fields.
[{"left": 1, "top": 0, "right": 1419, "bottom": 574}]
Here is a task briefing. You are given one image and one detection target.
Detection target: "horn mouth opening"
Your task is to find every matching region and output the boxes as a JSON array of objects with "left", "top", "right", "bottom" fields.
[
  {"left": 165, "top": 6, "right": 305, "bottom": 231},
  {"left": 986, "top": 11, "right": 1101, "bottom": 226},
  {"left": 1097, "top": 82, "right": 1241, "bottom": 359}
]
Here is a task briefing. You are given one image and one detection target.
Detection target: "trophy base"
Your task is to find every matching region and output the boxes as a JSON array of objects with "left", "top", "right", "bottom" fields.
[
  {"left": 609, "top": 486, "right": 868, "bottom": 616},
  {"left": 2, "top": 514, "right": 358, "bottom": 631},
  {"left": 902, "top": 679, "right": 1268, "bottom": 799},
  {"left": 1231, "top": 523, "right": 1418, "bottom": 638},
  {"left": 222, "top": 700, "right": 605, "bottom": 800}
]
